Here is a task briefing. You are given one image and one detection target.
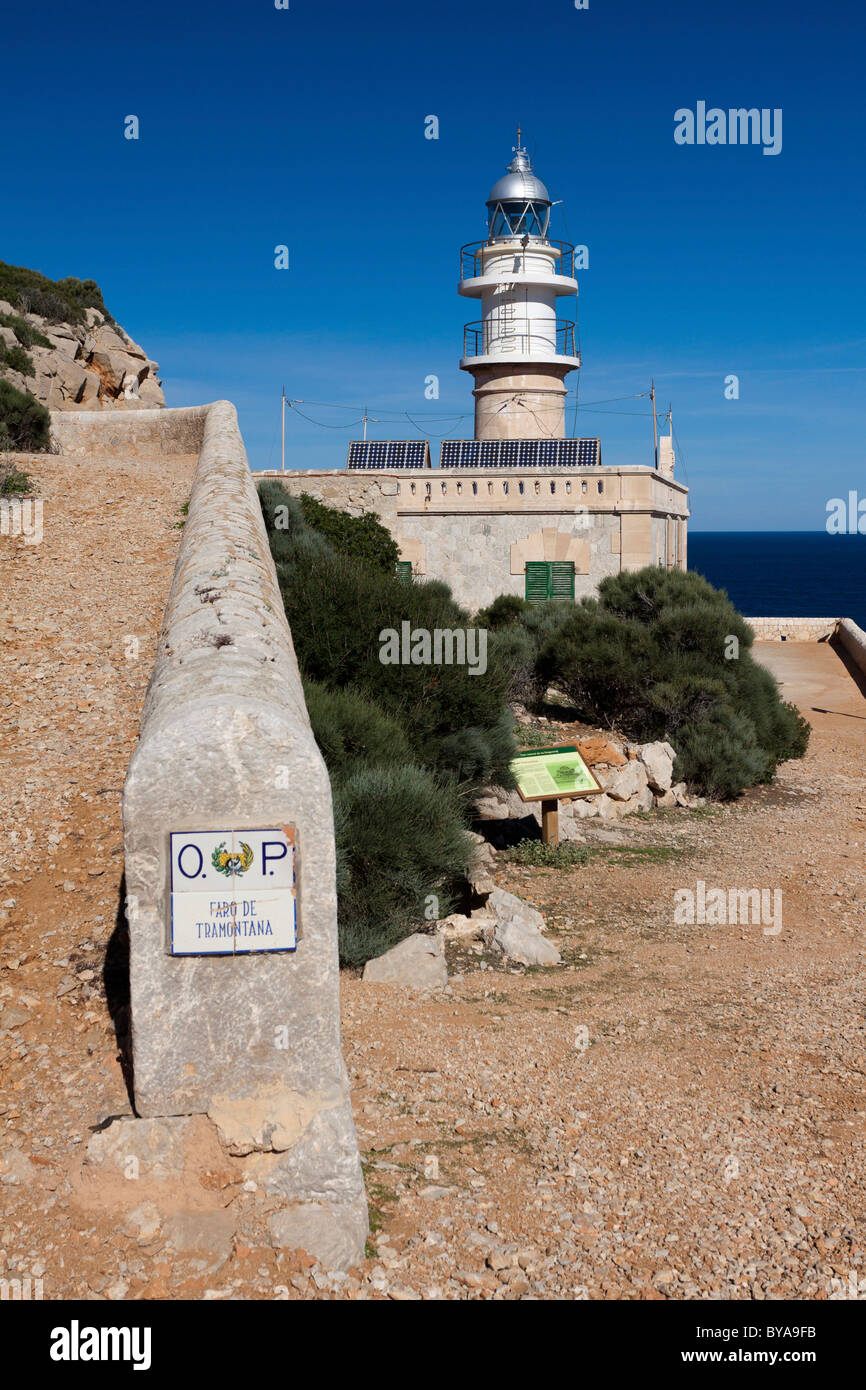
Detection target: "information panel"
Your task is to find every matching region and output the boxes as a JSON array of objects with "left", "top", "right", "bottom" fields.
[
  {"left": 168, "top": 827, "right": 297, "bottom": 956},
  {"left": 510, "top": 744, "right": 601, "bottom": 802}
]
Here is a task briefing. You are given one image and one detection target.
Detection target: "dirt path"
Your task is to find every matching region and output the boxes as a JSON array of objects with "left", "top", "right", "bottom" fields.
[{"left": 2, "top": 465, "right": 864, "bottom": 1300}]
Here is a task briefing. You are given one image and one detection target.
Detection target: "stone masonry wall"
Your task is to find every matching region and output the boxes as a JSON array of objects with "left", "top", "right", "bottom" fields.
[
  {"left": 837, "top": 619, "right": 866, "bottom": 680},
  {"left": 397, "top": 510, "right": 621, "bottom": 610},
  {"left": 51, "top": 405, "right": 208, "bottom": 458},
  {"left": 114, "top": 401, "right": 366, "bottom": 1264},
  {"left": 746, "top": 617, "right": 839, "bottom": 642}
]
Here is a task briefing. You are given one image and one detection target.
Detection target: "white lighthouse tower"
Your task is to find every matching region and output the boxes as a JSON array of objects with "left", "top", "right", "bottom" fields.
[{"left": 459, "top": 135, "right": 581, "bottom": 441}]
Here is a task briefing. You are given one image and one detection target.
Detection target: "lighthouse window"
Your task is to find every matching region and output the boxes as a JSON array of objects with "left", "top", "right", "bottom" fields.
[{"left": 489, "top": 201, "right": 549, "bottom": 240}]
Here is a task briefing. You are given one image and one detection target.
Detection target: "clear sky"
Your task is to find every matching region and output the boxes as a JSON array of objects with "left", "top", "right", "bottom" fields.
[{"left": 3, "top": 0, "right": 864, "bottom": 528}]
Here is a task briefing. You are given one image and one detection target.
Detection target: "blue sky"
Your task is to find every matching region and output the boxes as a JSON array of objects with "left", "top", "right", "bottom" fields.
[{"left": 3, "top": 0, "right": 864, "bottom": 528}]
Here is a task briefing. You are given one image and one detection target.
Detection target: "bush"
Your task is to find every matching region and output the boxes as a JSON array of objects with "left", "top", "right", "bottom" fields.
[
  {"left": 260, "top": 483, "right": 399, "bottom": 573},
  {"left": 672, "top": 708, "right": 769, "bottom": 800},
  {"left": 303, "top": 679, "right": 413, "bottom": 770},
  {"left": 0, "top": 311, "right": 51, "bottom": 349},
  {"left": 0, "top": 380, "right": 51, "bottom": 452},
  {"left": 0, "top": 262, "right": 112, "bottom": 325},
  {"left": 0, "top": 343, "right": 34, "bottom": 377},
  {"left": 489, "top": 566, "right": 809, "bottom": 800},
  {"left": 261, "top": 482, "right": 515, "bottom": 794},
  {"left": 260, "top": 482, "right": 513, "bottom": 965},
  {"left": 333, "top": 763, "right": 472, "bottom": 967},
  {"left": 297, "top": 492, "right": 400, "bottom": 573},
  {"left": 475, "top": 593, "right": 529, "bottom": 629},
  {"left": 0, "top": 462, "right": 32, "bottom": 494},
  {"left": 505, "top": 839, "right": 590, "bottom": 868}
]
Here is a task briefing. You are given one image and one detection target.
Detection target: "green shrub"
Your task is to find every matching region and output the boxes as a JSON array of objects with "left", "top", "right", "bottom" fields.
[
  {"left": 505, "top": 839, "right": 590, "bottom": 868},
  {"left": 489, "top": 624, "right": 545, "bottom": 705},
  {"left": 0, "top": 462, "right": 32, "bottom": 494},
  {"left": 304, "top": 679, "right": 413, "bottom": 770},
  {"left": 537, "top": 603, "right": 660, "bottom": 730},
  {"left": 0, "top": 311, "right": 51, "bottom": 349},
  {"left": 261, "top": 481, "right": 515, "bottom": 794},
  {"left": 333, "top": 762, "right": 472, "bottom": 967},
  {"left": 0, "top": 343, "right": 34, "bottom": 377},
  {"left": 489, "top": 566, "right": 810, "bottom": 799},
  {"left": 0, "top": 262, "right": 112, "bottom": 325},
  {"left": 0, "top": 380, "right": 51, "bottom": 452},
  {"left": 475, "top": 593, "right": 529, "bottom": 629},
  {"left": 260, "top": 486, "right": 400, "bottom": 573},
  {"left": 672, "top": 708, "right": 769, "bottom": 800}
]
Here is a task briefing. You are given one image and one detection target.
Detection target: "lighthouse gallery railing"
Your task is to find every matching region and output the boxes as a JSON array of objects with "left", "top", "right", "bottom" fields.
[
  {"left": 462, "top": 319, "right": 578, "bottom": 360},
  {"left": 460, "top": 239, "right": 576, "bottom": 281}
]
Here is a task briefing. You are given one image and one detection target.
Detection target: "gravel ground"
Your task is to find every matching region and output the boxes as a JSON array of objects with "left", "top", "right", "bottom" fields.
[{"left": 1, "top": 453, "right": 864, "bottom": 1300}]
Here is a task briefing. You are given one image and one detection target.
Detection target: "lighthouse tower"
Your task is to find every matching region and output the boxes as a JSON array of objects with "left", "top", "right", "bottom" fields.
[{"left": 459, "top": 137, "right": 581, "bottom": 441}]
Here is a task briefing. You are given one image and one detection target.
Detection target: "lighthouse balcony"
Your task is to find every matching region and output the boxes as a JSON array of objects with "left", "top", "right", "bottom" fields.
[
  {"left": 459, "top": 239, "right": 579, "bottom": 298},
  {"left": 461, "top": 318, "right": 581, "bottom": 368}
]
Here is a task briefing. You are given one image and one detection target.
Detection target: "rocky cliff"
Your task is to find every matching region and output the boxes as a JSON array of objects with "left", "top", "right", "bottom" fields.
[{"left": 0, "top": 299, "right": 165, "bottom": 411}]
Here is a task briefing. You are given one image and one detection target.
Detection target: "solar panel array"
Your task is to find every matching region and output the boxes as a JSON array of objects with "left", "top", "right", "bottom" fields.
[
  {"left": 439, "top": 438, "right": 601, "bottom": 469},
  {"left": 347, "top": 440, "right": 431, "bottom": 470}
]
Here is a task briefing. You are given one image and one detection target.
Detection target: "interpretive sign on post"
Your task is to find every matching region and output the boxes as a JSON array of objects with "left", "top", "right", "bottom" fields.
[
  {"left": 510, "top": 744, "right": 601, "bottom": 802},
  {"left": 169, "top": 827, "right": 297, "bottom": 955},
  {"left": 509, "top": 743, "right": 602, "bottom": 846}
]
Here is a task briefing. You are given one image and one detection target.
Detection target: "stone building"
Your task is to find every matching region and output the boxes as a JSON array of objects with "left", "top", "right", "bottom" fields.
[{"left": 263, "top": 139, "right": 688, "bottom": 612}]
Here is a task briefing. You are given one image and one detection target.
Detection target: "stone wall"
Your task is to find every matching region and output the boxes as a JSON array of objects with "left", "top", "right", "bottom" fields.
[
  {"left": 119, "top": 400, "right": 366, "bottom": 1263},
  {"left": 262, "top": 466, "right": 689, "bottom": 611},
  {"left": 51, "top": 405, "right": 207, "bottom": 458},
  {"left": 836, "top": 618, "right": 866, "bottom": 679},
  {"left": 747, "top": 617, "right": 839, "bottom": 641}
]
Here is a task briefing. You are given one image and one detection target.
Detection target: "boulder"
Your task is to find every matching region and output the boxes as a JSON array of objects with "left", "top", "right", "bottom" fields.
[
  {"left": 362, "top": 932, "right": 448, "bottom": 988},
  {"left": 137, "top": 375, "right": 166, "bottom": 406},
  {"left": 626, "top": 784, "right": 654, "bottom": 813},
  {"left": 483, "top": 888, "right": 561, "bottom": 966},
  {"left": 576, "top": 736, "right": 626, "bottom": 768},
  {"left": 655, "top": 789, "right": 677, "bottom": 809},
  {"left": 672, "top": 781, "right": 690, "bottom": 807},
  {"left": 88, "top": 346, "right": 135, "bottom": 392},
  {"left": 637, "top": 741, "right": 675, "bottom": 793},
  {"left": 55, "top": 358, "right": 91, "bottom": 403},
  {"left": 439, "top": 913, "right": 480, "bottom": 940},
  {"left": 604, "top": 760, "right": 647, "bottom": 801},
  {"left": 0, "top": 325, "right": 18, "bottom": 351}
]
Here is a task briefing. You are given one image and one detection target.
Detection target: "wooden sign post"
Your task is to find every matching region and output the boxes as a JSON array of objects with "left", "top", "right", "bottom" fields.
[{"left": 509, "top": 743, "right": 603, "bottom": 846}]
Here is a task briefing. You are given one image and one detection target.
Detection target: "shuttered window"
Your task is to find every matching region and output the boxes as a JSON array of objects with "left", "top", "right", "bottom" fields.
[{"left": 524, "top": 561, "right": 575, "bottom": 602}]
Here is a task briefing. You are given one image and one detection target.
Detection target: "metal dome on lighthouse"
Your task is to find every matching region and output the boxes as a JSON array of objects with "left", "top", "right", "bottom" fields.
[{"left": 459, "top": 133, "right": 581, "bottom": 441}]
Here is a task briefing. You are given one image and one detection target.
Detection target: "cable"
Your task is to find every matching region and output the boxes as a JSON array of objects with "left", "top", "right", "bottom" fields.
[{"left": 288, "top": 403, "right": 367, "bottom": 429}]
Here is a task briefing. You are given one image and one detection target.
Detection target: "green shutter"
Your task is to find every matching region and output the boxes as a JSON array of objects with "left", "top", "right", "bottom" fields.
[
  {"left": 395, "top": 561, "right": 412, "bottom": 582},
  {"left": 524, "top": 561, "right": 550, "bottom": 603},
  {"left": 549, "top": 561, "right": 575, "bottom": 599},
  {"left": 525, "top": 561, "right": 575, "bottom": 602}
]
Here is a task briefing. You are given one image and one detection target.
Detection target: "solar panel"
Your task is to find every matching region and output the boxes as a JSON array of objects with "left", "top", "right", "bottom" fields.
[
  {"left": 347, "top": 440, "right": 431, "bottom": 470},
  {"left": 439, "top": 438, "right": 601, "bottom": 469}
]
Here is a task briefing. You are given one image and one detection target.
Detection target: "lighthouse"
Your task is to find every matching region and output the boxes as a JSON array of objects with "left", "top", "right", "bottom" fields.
[{"left": 459, "top": 136, "right": 581, "bottom": 441}]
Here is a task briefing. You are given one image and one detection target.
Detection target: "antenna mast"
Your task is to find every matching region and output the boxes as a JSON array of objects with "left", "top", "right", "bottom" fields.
[{"left": 650, "top": 378, "right": 658, "bottom": 470}]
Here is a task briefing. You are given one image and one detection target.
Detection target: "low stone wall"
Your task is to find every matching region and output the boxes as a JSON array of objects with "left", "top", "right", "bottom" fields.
[
  {"left": 51, "top": 404, "right": 208, "bottom": 457},
  {"left": 747, "top": 617, "right": 839, "bottom": 642},
  {"left": 120, "top": 400, "right": 366, "bottom": 1264},
  {"left": 836, "top": 618, "right": 866, "bottom": 679}
]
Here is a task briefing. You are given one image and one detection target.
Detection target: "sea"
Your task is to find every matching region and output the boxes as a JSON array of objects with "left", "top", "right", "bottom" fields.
[{"left": 687, "top": 533, "right": 866, "bottom": 631}]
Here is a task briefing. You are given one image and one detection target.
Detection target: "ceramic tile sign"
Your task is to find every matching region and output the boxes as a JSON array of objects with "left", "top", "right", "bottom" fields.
[{"left": 168, "top": 827, "right": 297, "bottom": 956}]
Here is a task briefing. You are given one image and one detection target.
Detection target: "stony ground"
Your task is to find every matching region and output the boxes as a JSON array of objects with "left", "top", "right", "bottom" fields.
[{"left": 1, "top": 453, "right": 864, "bottom": 1300}]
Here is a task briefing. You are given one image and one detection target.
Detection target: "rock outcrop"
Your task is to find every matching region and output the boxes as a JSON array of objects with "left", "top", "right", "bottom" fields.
[
  {"left": 474, "top": 734, "right": 705, "bottom": 829},
  {"left": 0, "top": 299, "right": 164, "bottom": 410}
]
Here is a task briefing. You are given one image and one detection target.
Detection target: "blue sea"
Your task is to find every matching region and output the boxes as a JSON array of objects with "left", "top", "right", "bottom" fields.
[{"left": 687, "top": 533, "right": 866, "bottom": 631}]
